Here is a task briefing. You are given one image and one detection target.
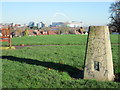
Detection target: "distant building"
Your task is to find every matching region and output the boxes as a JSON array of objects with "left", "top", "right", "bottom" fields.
[
  {"left": 67, "top": 21, "right": 83, "bottom": 28},
  {"left": 0, "top": 25, "right": 2, "bottom": 29},
  {"left": 28, "top": 21, "right": 35, "bottom": 29},
  {"left": 50, "top": 22, "right": 65, "bottom": 27},
  {"left": 10, "top": 23, "right": 15, "bottom": 27},
  {"left": 34, "top": 22, "right": 38, "bottom": 27},
  {"left": 24, "top": 24, "right": 28, "bottom": 26},
  {"left": 48, "top": 31, "right": 57, "bottom": 35},
  {"left": 37, "top": 22, "right": 45, "bottom": 29}
]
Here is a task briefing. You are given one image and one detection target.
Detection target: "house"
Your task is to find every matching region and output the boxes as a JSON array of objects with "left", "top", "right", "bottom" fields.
[
  {"left": 48, "top": 31, "right": 57, "bottom": 35},
  {"left": 28, "top": 30, "right": 37, "bottom": 36}
]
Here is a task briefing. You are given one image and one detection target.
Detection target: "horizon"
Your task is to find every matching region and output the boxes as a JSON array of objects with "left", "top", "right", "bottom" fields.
[{"left": 1, "top": 2, "right": 114, "bottom": 26}]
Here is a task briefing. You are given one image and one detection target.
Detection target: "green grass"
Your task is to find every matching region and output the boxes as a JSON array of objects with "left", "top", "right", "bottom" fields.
[
  {"left": 2, "top": 34, "right": 119, "bottom": 46},
  {"left": 2, "top": 35, "right": 89, "bottom": 45},
  {"left": 1, "top": 34, "right": 120, "bottom": 88}
]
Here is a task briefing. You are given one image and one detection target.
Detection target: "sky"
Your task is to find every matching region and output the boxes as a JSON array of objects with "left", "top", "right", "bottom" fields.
[{"left": 1, "top": 1, "right": 115, "bottom": 26}]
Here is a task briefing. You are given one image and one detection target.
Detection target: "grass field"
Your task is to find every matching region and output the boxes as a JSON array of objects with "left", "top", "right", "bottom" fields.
[
  {"left": 1, "top": 34, "right": 120, "bottom": 88},
  {"left": 2, "top": 34, "right": 119, "bottom": 46}
]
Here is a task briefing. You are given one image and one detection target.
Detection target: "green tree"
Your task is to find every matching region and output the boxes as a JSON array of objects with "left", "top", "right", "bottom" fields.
[
  {"left": 57, "top": 26, "right": 70, "bottom": 34},
  {"left": 24, "top": 28, "right": 28, "bottom": 36}
]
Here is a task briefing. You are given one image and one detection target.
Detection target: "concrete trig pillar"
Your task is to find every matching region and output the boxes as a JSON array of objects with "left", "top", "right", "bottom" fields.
[{"left": 84, "top": 26, "right": 114, "bottom": 81}]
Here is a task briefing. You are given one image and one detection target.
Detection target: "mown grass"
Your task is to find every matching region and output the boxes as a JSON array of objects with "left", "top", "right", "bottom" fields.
[
  {"left": 2, "top": 34, "right": 119, "bottom": 46},
  {"left": 1, "top": 34, "right": 120, "bottom": 88},
  {"left": 2, "top": 45, "right": 120, "bottom": 88},
  {"left": 1, "top": 35, "right": 86, "bottom": 46},
  {"left": 1, "top": 34, "right": 119, "bottom": 46}
]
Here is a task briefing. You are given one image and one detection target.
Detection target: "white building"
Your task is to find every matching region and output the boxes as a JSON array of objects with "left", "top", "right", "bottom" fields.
[
  {"left": 37, "top": 22, "right": 45, "bottom": 29},
  {"left": 67, "top": 21, "right": 83, "bottom": 28}
]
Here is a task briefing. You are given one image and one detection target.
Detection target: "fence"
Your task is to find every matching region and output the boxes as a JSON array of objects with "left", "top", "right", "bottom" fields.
[{"left": 0, "top": 28, "right": 12, "bottom": 47}]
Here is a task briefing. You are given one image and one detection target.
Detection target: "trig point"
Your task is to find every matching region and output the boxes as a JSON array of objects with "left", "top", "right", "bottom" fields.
[{"left": 84, "top": 26, "right": 114, "bottom": 81}]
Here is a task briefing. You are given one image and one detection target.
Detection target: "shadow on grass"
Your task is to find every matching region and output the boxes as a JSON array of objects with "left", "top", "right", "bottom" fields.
[{"left": 2, "top": 56, "right": 83, "bottom": 79}]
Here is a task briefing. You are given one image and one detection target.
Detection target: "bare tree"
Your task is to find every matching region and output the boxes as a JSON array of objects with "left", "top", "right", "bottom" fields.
[
  {"left": 57, "top": 26, "right": 70, "bottom": 34},
  {"left": 109, "top": 1, "right": 120, "bottom": 33}
]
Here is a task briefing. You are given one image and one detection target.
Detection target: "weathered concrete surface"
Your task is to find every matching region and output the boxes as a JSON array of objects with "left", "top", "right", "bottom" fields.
[{"left": 84, "top": 26, "right": 114, "bottom": 81}]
